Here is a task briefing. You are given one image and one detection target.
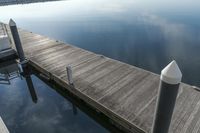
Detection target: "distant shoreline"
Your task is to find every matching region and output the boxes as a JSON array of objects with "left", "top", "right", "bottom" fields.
[{"left": 0, "top": 0, "right": 63, "bottom": 6}]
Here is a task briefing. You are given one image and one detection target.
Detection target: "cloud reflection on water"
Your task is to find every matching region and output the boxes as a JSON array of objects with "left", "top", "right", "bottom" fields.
[{"left": 0, "top": 76, "right": 109, "bottom": 133}]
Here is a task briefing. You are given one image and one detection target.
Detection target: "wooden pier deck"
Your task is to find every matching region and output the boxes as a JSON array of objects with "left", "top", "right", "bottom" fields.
[{"left": 3, "top": 24, "right": 200, "bottom": 133}]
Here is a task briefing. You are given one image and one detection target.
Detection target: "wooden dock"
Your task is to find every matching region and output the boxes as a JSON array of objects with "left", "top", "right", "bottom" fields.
[{"left": 3, "top": 23, "right": 200, "bottom": 133}]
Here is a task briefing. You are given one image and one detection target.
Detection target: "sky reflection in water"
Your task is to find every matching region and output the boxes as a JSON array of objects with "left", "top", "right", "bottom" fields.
[
  {"left": 0, "top": 0, "right": 200, "bottom": 85},
  {"left": 0, "top": 74, "right": 109, "bottom": 133},
  {"left": 0, "top": 0, "right": 200, "bottom": 132}
]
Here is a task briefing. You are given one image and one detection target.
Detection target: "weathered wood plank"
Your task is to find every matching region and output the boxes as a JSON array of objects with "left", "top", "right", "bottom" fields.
[
  {"left": 46, "top": 50, "right": 92, "bottom": 71},
  {"left": 131, "top": 96, "right": 157, "bottom": 132},
  {"left": 5, "top": 24, "right": 200, "bottom": 133},
  {"left": 181, "top": 99, "right": 200, "bottom": 133},
  {"left": 22, "top": 38, "right": 51, "bottom": 48},
  {"left": 37, "top": 47, "right": 83, "bottom": 68},
  {"left": 168, "top": 85, "right": 197, "bottom": 132},
  {"left": 30, "top": 45, "right": 76, "bottom": 63},
  {"left": 73, "top": 59, "right": 123, "bottom": 91},
  {"left": 174, "top": 94, "right": 200, "bottom": 133},
  {"left": 28, "top": 43, "right": 69, "bottom": 58},
  {"left": 82, "top": 64, "right": 134, "bottom": 100},
  {"left": 61, "top": 55, "right": 108, "bottom": 79},
  {"left": 24, "top": 41, "right": 61, "bottom": 56},
  {"left": 50, "top": 53, "right": 97, "bottom": 76},
  {"left": 20, "top": 33, "right": 42, "bottom": 40},
  {"left": 57, "top": 54, "right": 100, "bottom": 77},
  {"left": 120, "top": 75, "right": 159, "bottom": 119},
  {"left": 99, "top": 71, "right": 150, "bottom": 108}
]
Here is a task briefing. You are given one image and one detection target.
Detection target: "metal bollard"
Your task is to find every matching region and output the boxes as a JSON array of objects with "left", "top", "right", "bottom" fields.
[
  {"left": 9, "top": 19, "right": 25, "bottom": 62},
  {"left": 152, "top": 60, "right": 182, "bottom": 133},
  {"left": 66, "top": 65, "right": 73, "bottom": 85}
]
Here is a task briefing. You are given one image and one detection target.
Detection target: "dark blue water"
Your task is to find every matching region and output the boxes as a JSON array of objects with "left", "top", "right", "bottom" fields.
[
  {"left": 0, "top": 62, "right": 111, "bottom": 133},
  {"left": 1, "top": 0, "right": 199, "bottom": 86},
  {"left": 0, "top": 0, "right": 200, "bottom": 132}
]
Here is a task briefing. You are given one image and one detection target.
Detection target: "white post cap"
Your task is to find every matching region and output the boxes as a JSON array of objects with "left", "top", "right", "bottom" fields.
[
  {"left": 9, "top": 19, "right": 16, "bottom": 26},
  {"left": 161, "top": 60, "right": 182, "bottom": 84}
]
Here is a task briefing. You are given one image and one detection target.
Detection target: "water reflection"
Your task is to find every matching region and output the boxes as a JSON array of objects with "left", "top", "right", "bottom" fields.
[
  {"left": 0, "top": 0, "right": 197, "bottom": 86},
  {"left": 36, "top": 70, "right": 123, "bottom": 133},
  {"left": 22, "top": 66, "right": 38, "bottom": 103},
  {"left": 0, "top": 60, "right": 38, "bottom": 103},
  {"left": 72, "top": 103, "right": 78, "bottom": 115},
  {"left": 0, "top": 0, "right": 200, "bottom": 131},
  {"left": 0, "top": 60, "right": 21, "bottom": 85},
  {"left": 0, "top": 60, "right": 119, "bottom": 133}
]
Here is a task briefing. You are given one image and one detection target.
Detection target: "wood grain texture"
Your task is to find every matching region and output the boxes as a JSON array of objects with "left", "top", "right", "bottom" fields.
[{"left": 5, "top": 26, "right": 200, "bottom": 133}]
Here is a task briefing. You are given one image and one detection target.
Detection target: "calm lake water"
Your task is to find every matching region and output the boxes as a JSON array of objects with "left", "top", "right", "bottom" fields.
[
  {"left": 0, "top": 0, "right": 200, "bottom": 132},
  {"left": 0, "top": 61, "right": 111, "bottom": 133}
]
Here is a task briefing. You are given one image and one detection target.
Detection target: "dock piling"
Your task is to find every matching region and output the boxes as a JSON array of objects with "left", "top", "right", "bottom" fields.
[
  {"left": 66, "top": 65, "right": 73, "bottom": 85},
  {"left": 152, "top": 60, "right": 182, "bottom": 133},
  {"left": 3, "top": 22, "right": 198, "bottom": 132},
  {"left": 9, "top": 19, "right": 25, "bottom": 62}
]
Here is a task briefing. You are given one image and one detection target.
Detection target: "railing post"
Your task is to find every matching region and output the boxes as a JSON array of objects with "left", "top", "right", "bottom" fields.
[
  {"left": 152, "top": 60, "right": 182, "bottom": 133},
  {"left": 66, "top": 65, "right": 73, "bottom": 85},
  {"left": 9, "top": 19, "right": 25, "bottom": 62}
]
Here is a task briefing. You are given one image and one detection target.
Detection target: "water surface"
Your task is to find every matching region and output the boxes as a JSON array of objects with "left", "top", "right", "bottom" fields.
[
  {"left": 1, "top": 0, "right": 200, "bottom": 86},
  {"left": 0, "top": 1, "right": 200, "bottom": 132},
  {"left": 0, "top": 61, "right": 110, "bottom": 133}
]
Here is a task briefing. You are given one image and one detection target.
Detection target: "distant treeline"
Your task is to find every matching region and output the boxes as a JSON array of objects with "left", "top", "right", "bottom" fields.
[{"left": 0, "top": 0, "right": 63, "bottom": 6}]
